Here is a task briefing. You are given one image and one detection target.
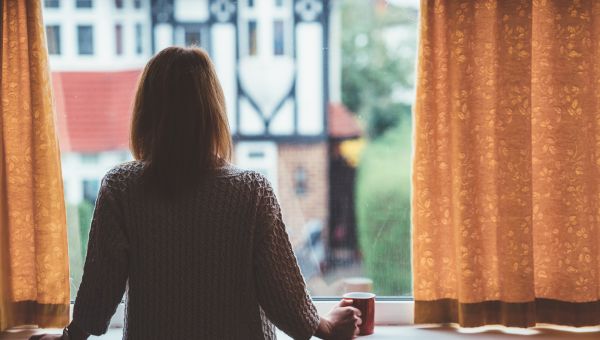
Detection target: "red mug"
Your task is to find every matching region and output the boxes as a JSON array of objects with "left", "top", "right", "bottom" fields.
[{"left": 343, "top": 292, "right": 375, "bottom": 335}]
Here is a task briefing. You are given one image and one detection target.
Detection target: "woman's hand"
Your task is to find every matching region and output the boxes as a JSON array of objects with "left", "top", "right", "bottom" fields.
[
  {"left": 28, "top": 334, "right": 63, "bottom": 340},
  {"left": 315, "top": 299, "right": 362, "bottom": 340}
]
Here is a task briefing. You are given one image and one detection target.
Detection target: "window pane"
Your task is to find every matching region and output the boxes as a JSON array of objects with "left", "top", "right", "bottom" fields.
[
  {"left": 115, "top": 0, "right": 124, "bottom": 9},
  {"left": 43, "top": 0, "right": 418, "bottom": 300},
  {"left": 135, "top": 24, "right": 143, "bottom": 54},
  {"left": 44, "top": 0, "right": 60, "bottom": 8},
  {"left": 248, "top": 20, "right": 257, "bottom": 56},
  {"left": 115, "top": 24, "right": 123, "bottom": 55},
  {"left": 273, "top": 20, "right": 284, "bottom": 56},
  {"left": 46, "top": 25, "right": 61, "bottom": 55},
  {"left": 134, "top": 0, "right": 142, "bottom": 9},
  {"left": 76, "top": 0, "right": 92, "bottom": 8},
  {"left": 184, "top": 27, "right": 202, "bottom": 47},
  {"left": 77, "top": 25, "right": 94, "bottom": 55}
]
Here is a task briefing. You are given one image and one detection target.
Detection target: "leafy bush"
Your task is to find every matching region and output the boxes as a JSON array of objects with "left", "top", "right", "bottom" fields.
[
  {"left": 78, "top": 200, "right": 94, "bottom": 259},
  {"left": 356, "top": 121, "right": 412, "bottom": 296}
]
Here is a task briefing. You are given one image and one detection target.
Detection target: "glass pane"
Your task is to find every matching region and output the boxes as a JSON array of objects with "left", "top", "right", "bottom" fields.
[
  {"left": 46, "top": 25, "right": 61, "bottom": 55},
  {"left": 76, "top": 0, "right": 92, "bottom": 9},
  {"left": 135, "top": 24, "right": 143, "bottom": 54},
  {"left": 273, "top": 20, "right": 284, "bottom": 56},
  {"left": 184, "top": 29, "right": 202, "bottom": 47},
  {"left": 115, "top": 24, "right": 123, "bottom": 55},
  {"left": 43, "top": 0, "right": 418, "bottom": 300},
  {"left": 248, "top": 20, "right": 258, "bottom": 56},
  {"left": 134, "top": 0, "right": 142, "bottom": 9},
  {"left": 44, "top": 0, "right": 60, "bottom": 8},
  {"left": 77, "top": 25, "right": 94, "bottom": 55},
  {"left": 115, "top": 0, "right": 124, "bottom": 9}
]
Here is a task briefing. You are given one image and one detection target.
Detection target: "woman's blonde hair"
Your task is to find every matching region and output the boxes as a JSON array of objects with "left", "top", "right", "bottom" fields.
[{"left": 130, "top": 47, "right": 232, "bottom": 196}]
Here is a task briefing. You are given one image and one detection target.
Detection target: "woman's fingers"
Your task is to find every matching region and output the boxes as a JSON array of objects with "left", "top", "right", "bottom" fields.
[
  {"left": 338, "top": 298, "right": 353, "bottom": 307},
  {"left": 355, "top": 315, "right": 362, "bottom": 325}
]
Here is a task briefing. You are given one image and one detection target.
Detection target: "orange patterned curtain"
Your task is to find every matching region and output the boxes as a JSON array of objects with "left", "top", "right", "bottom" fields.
[
  {"left": 413, "top": 0, "right": 600, "bottom": 327},
  {"left": 0, "top": 0, "right": 70, "bottom": 332}
]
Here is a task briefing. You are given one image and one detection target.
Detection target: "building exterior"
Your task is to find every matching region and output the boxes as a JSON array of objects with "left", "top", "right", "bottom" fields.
[{"left": 43, "top": 0, "right": 361, "bottom": 276}]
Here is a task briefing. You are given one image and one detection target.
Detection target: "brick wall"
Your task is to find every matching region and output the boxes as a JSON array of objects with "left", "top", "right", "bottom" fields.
[{"left": 277, "top": 142, "right": 329, "bottom": 248}]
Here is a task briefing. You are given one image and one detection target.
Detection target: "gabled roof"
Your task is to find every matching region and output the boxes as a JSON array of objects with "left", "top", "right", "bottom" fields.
[
  {"left": 328, "top": 102, "right": 363, "bottom": 139},
  {"left": 52, "top": 70, "right": 141, "bottom": 152},
  {"left": 52, "top": 71, "right": 361, "bottom": 152}
]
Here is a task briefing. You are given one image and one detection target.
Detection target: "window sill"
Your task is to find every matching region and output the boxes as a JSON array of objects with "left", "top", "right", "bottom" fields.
[
  {"left": 2, "top": 301, "right": 599, "bottom": 339},
  {"left": 4, "top": 326, "right": 600, "bottom": 340}
]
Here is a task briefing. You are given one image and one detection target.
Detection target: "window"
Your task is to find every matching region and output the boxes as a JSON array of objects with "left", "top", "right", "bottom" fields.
[
  {"left": 115, "top": 0, "right": 124, "bottom": 9},
  {"left": 82, "top": 179, "right": 100, "bottom": 203},
  {"left": 77, "top": 25, "right": 94, "bottom": 55},
  {"left": 248, "top": 20, "right": 257, "bottom": 56},
  {"left": 45, "top": 25, "right": 61, "bottom": 55},
  {"left": 134, "top": 0, "right": 142, "bottom": 9},
  {"left": 294, "top": 167, "right": 307, "bottom": 195},
  {"left": 273, "top": 20, "right": 285, "bottom": 56},
  {"left": 42, "top": 0, "right": 419, "bottom": 301},
  {"left": 76, "top": 0, "right": 92, "bottom": 8},
  {"left": 115, "top": 24, "right": 124, "bottom": 56},
  {"left": 135, "top": 23, "right": 143, "bottom": 54},
  {"left": 184, "top": 27, "right": 202, "bottom": 47},
  {"left": 44, "top": 0, "right": 60, "bottom": 8}
]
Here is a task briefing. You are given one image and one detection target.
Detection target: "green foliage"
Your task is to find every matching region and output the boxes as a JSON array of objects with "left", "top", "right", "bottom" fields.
[
  {"left": 340, "top": 0, "right": 418, "bottom": 139},
  {"left": 78, "top": 200, "right": 94, "bottom": 260},
  {"left": 356, "top": 121, "right": 412, "bottom": 296}
]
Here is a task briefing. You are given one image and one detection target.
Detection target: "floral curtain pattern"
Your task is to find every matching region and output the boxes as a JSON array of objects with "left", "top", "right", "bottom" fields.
[
  {"left": 0, "top": 0, "right": 70, "bottom": 331},
  {"left": 413, "top": 0, "right": 600, "bottom": 327}
]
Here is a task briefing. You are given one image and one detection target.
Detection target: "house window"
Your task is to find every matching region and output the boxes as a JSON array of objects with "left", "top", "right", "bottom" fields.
[
  {"left": 135, "top": 23, "right": 143, "bottom": 54},
  {"left": 115, "top": 24, "right": 124, "bottom": 56},
  {"left": 248, "top": 20, "right": 258, "bottom": 56},
  {"left": 82, "top": 179, "right": 100, "bottom": 203},
  {"left": 115, "top": 0, "right": 124, "bottom": 8},
  {"left": 134, "top": 0, "right": 142, "bottom": 8},
  {"left": 45, "top": 25, "right": 61, "bottom": 55},
  {"left": 248, "top": 0, "right": 255, "bottom": 7},
  {"left": 76, "top": 0, "right": 92, "bottom": 8},
  {"left": 44, "top": 0, "right": 60, "bottom": 8},
  {"left": 275, "top": 0, "right": 284, "bottom": 6},
  {"left": 294, "top": 167, "right": 307, "bottom": 195},
  {"left": 273, "top": 20, "right": 285, "bottom": 56},
  {"left": 77, "top": 25, "right": 94, "bottom": 55},
  {"left": 184, "top": 27, "right": 202, "bottom": 47}
]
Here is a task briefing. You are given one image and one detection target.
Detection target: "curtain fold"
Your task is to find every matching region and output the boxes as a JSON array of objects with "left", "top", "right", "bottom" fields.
[
  {"left": 0, "top": 0, "right": 70, "bottom": 332},
  {"left": 413, "top": 0, "right": 600, "bottom": 327}
]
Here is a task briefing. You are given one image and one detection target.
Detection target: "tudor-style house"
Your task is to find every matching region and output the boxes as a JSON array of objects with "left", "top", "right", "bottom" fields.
[{"left": 43, "top": 0, "right": 362, "bottom": 276}]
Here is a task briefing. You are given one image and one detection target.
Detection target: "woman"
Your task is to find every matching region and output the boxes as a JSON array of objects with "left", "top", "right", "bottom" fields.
[{"left": 31, "top": 47, "right": 361, "bottom": 340}]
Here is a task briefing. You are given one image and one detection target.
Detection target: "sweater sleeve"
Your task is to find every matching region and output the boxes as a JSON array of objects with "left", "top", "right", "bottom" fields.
[
  {"left": 72, "top": 175, "right": 129, "bottom": 335},
  {"left": 253, "top": 175, "right": 320, "bottom": 340}
]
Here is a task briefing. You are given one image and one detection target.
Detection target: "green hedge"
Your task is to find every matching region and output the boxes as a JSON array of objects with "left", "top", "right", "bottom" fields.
[{"left": 356, "top": 121, "right": 412, "bottom": 296}]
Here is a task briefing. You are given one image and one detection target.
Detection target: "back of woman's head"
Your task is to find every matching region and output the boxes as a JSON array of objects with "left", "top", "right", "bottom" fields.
[{"left": 130, "top": 47, "right": 232, "bottom": 197}]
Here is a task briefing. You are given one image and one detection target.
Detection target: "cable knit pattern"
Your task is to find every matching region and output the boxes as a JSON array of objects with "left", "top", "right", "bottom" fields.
[{"left": 72, "top": 161, "right": 320, "bottom": 340}]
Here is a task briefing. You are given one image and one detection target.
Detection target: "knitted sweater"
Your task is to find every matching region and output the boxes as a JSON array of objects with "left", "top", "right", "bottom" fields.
[{"left": 72, "top": 161, "right": 320, "bottom": 339}]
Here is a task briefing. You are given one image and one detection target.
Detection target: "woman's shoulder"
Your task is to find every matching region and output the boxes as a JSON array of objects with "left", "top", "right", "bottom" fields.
[
  {"left": 216, "top": 165, "right": 274, "bottom": 194},
  {"left": 101, "top": 160, "right": 145, "bottom": 192}
]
